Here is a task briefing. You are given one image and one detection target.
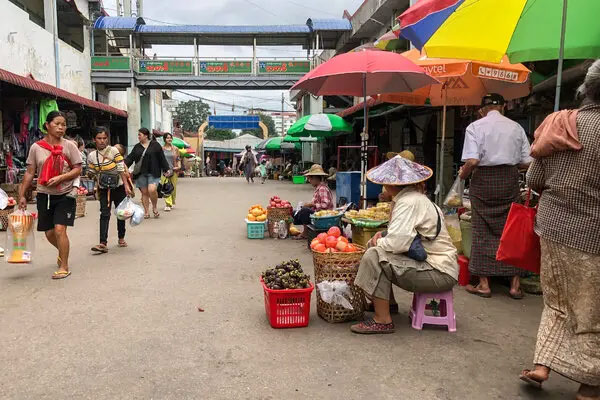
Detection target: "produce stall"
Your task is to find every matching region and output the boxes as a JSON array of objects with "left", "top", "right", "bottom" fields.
[{"left": 343, "top": 202, "right": 391, "bottom": 247}]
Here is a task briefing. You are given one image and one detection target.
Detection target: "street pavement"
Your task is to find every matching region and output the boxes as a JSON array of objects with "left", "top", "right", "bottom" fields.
[{"left": 0, "top": 177, "right": 577, "bottom": 399}]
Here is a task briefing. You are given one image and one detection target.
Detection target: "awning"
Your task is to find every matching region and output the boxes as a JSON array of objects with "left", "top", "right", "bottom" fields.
[{"left": 0, "top": 68, "right": 127, "bottom": 118}]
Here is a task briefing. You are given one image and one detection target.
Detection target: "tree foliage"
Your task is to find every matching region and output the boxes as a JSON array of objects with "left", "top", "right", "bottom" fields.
[
  {"left": 173, "top": 100, "right": 211, "bottom": 132},
  {"left": 205, "top": 128, "right": 236, "bottom": 141},
  {"left": 243, "top": 113, "right": 278, "bottom": 138}
]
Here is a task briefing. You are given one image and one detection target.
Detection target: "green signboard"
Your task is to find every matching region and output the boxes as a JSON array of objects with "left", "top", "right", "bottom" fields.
[
  {"left": 138, "top": 60, "right": 193, "bottom": 74},
  {"left": 199, "top": 61, "right": 252, "bottom": 74},
  {"left": 91, "top": 56, "right": 131, "bottom": 71},
  {"left": 258, "top": 61, "right": 310, "bottom": 74}
]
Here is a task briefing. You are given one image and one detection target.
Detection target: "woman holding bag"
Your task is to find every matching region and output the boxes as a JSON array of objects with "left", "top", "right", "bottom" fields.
[
  {"left": 161, "top": 133, "right": 181, "bottom": 212},
  {"left": 125, "top": 128, "right": 170, "bottom": 219},
  {"left": 519, "top": 61, "right": 600, "bottom": 399},
  {"left": 87, "top": 127, "right": 133, "bottom": 253}
]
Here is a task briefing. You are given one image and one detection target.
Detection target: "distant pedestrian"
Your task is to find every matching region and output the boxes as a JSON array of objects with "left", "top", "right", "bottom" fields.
[
  {"left": 125, "top": 128, "right": 170, "bottom": 219},
  {"left": 259, "top": 159, "right": 267, "bottom": 184},
  {"left": 459, "top": 93, "right": 532, "bottom": 299},
  {"left": 87, "top": 127, "right": 133, "bottom": 253},
  {"left": 240, "top": 145, "right": 257, "bottom": 183},
  {"left": 18, "top": 111, "right": 83, "bottom": 279},
  {"left": 519, "top": 61, "right": 600, "bottom": 398},
  {"left": 219, "top": 159, "right": 226, "bottom": 177},
  {"left": 205, "top": 154, "right": 211, "bottom": 176},
  {"left": 161, "top": 133, "right": 181, "bottom": 212}
]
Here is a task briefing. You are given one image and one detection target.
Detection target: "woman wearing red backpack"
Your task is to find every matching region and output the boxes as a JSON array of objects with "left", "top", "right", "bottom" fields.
[{"left": 19, "top": 111, "right": 82, "bottom": 279}]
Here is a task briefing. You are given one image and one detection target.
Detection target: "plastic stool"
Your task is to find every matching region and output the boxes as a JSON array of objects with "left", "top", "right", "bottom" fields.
[
  {"left": 409, "top": 290, "right": 456, "bottom": 332},
  {"left": 457, "top": 255, "right": 470, "bottom": 286}
]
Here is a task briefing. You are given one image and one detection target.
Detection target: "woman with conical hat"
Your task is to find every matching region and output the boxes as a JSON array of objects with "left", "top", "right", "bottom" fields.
[
  {"left": 292, "top": 164, "right": 334, "bottom": 239},
  {"left": 351, "top": 156, "right": 459, "bottom": 335}
]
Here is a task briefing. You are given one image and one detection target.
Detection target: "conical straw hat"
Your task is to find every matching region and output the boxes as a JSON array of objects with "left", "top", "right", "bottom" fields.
[
  {"left": 304, "top": 164, "right": 328, "bottom": 176},
  {"left": 367, "top": 155, "right": 433, "bottom": 186}
]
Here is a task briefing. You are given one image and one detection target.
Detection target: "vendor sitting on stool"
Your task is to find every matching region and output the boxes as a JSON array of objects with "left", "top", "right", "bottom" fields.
[
  {"left": 293, "top": 164, "right": 334, "bottom": 239},
  {"left": 351, "top": 156, "right": 459, "bottom": 335}
]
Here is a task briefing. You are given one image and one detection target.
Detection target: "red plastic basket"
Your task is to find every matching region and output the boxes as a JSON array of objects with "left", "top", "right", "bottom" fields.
[{"left": 261, "top": 278, "right": 314, "bottom": 328}]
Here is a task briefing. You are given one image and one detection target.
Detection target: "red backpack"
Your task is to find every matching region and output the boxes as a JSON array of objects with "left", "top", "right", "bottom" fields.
[{"left": 36, "top": 140, "right": 73, "bottom": 186}]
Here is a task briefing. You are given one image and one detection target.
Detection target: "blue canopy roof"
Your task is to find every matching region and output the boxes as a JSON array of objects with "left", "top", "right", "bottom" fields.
[
  {"left": 93, "top": 16, "right": 145, "bottom": 30},
  {"left": 137, "top": 24, "right": 310, "bottom": 34}
]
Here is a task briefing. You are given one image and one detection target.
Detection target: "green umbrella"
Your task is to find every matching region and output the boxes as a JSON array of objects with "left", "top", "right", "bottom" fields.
[
  {"left": 287, "top": 113, "right": 353, "bottom": 138},
  {"left": 172, "top": 137, "right": 190, "bottom": 149},
  {"left": 255, "top": 137, "right": 297, "bottom": 151}
]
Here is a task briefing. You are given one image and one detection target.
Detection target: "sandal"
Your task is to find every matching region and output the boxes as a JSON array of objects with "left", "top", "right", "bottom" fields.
[
  {"left": 144, "top": 214, "right": 150, "bottom": 219},
  {"left": 519, "top": 369, "right": 544, "bottom": 389},
  {"left": 509, "top": 289, "right": 525, "bottom": 300},
  {"left": 350, "top": 318, "right": 395, "bottom": 334},
  {"left": 52, "top": 270, "right": 71, "bottom": 280},
  {"left": 465, "top": 284, "right": 492, "bottom": 298},
  {"left": 118, "top": 239, "right": 128, "bottom": 248},
  {"left": 91, "top": 244, "right": 108, "bottom": 254},
  {"left": 153, "top": 211, "right": 160, "bottom": 219}
]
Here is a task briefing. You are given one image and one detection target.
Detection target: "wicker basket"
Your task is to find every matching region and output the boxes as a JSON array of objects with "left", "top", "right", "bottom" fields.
[
  {"left": 312, "top": 245, "right": 367, "bottom": 323},
  {"left": 267, "top": 206, "right": 293, "bottom": 222},
  {"left": 75, "top": 194, "right": 86, "bottom": 218},
  {"left": 0, "top": 206, "right": 15, "bottom": 231}
]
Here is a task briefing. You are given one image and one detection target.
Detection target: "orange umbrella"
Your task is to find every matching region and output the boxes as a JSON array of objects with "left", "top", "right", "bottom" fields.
[
  {"left": 380, "top": 49, "right": 531, "bottom": 106},
  {"left": 380, "top": 49, "right": 531, "bottom": 202}
]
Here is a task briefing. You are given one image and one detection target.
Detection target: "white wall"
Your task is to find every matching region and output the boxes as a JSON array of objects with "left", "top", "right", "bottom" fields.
[
  {"left": 1, "top": 1, "right": 92, "bottom": 98},
  {"left": 108, "top": 91, "right": 128, "bottom": 111}
]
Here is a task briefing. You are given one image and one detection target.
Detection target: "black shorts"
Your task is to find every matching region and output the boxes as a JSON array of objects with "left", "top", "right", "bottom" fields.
[{"left": 36, "top": 193, "right": 76, "bottom": 232}]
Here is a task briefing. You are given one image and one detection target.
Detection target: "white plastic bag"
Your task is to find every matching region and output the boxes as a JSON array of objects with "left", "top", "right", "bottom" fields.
[
  {"left": 277, "top": 220, "right": 288, "bottom": 239},
  {"left": 0, "top": 188, "right": 8, "bottom": 210},
  {"left": 443, "top": 176, "right": 464, "bottom": 208},
  {"left": 6, "top": 210, "right": 36, "bottom": 264},
  {"left": 129, "top": 202, "right": 145, "bottom": 227},
  {"left": 114, "top": 197, "right": 136, "bottom": 221},
  {"left": 316, "top": 281, "right": 354, "bottom": 310}
]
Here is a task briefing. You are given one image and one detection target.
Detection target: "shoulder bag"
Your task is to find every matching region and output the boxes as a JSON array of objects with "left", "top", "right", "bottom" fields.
[
  {"left": 95, "top": 150, "right": 120, "bottom": 189},
  {"left": 132, "top": 144, "right": 149, "bottom": 176},
  {"left": 404, "top": 201, "right": 442, "bottom": 262}
]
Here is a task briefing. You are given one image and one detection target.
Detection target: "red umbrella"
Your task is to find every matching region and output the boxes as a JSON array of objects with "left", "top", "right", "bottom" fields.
[{"left": 291, "top": 50, "right": 438, "bottom": 207}]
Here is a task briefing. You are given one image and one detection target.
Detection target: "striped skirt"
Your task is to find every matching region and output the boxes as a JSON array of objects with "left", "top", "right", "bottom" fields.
[
  {"left": 469, "top": 165, "right": 523, "bottom": 277},
  {"left": 534, "top": 238, "right": 600, "bottom": 385}
]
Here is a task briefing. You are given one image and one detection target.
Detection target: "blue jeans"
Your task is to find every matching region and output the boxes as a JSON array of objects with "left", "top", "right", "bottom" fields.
[{"left": 135, "top": 174, "right": 160, "bottom": 189}]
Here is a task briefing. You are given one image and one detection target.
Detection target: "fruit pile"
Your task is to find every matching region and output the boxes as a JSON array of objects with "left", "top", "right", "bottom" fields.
[
  {"left": 345, "top": 202, "right": 391, "bottom": 221},
  {"left": 314, "top": 210, "right": 341, "bottom": 218},
  {"left": 247, "top": 204, "right": 267, "bottom": 222},
  {"left": 268, "top": 195, "right": 292, "bottom": 209},
  {"left": 261, "top": 259, "right": 311, "bottom": 290},
  {"left": 76, "top": 187, "right": 89, "bottom": 196},
  {"left": 6, "top": 197, "right": 17, "bottom": 207},
  {"left": 310, "top": 226, "right": 360, "bottom": 253}
]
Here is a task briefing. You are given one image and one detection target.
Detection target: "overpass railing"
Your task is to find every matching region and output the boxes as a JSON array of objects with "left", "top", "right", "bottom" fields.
[{"left": 91, "top": 55, "right": 312, "bottom": 76}]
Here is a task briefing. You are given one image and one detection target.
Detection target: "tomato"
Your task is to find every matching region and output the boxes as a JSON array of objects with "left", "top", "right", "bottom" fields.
[
  {"left": 336, "top": 240, "right": 348, "bottom": 252},
  {"left": 346, "top": 244, "right": 357, "bottom": 253},
  {"left": 317, "top": 233, "right": 328, "bottom": 244},
  {"left": 310, "top": 239, "right": 320, "bottom": 249},
  {"left": 325, "top": 236, "right": 338, "bottom": 248},
  {"left": 338, "top": 236, "right": 349, "bottom": 244},
  {"left": 327, "top": 226, "right": 341, "bottom": 238},
  {"left": 314, "top": 243, "right": 326, "bottom": 253}
]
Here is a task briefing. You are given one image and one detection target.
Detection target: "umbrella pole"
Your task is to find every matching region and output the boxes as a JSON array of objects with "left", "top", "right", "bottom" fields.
[
  {"left": 361, "top": 73, "right": 368, "bottom": 209},
  {"left": 554, "top": 0, "right": 568, "bottom": 112},
  {"left": 438, "top": 104, "right": 447, "bottom": 205}
]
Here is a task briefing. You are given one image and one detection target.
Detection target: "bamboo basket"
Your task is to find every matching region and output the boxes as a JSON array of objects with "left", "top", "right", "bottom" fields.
[
  {"left": 75, "top": 194, "right": 86, "bottom": 218},
  {"left": 267, "top": 206, "right": 293, "bottom": 222},
  {"left": 312, "top": 245, "right": 367, "bottom": 323},
  {"left": 0, "top": 205, "right": 15, "bottom": 232}
]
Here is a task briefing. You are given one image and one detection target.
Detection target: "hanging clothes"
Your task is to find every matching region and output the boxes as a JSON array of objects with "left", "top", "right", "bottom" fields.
[{"left": 39, "top": 99, "right": 59, "bottom": 132}]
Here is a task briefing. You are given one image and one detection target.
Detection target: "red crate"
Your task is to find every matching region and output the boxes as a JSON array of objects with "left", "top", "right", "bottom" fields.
[{"left": 261, "top": 278, "right": 314, "bottom": 328}]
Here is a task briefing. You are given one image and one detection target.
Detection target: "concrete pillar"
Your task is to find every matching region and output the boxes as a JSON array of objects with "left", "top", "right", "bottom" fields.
[
  {"left": 43, "top": 0, "right": 53, "bottom": 31},
  {"left": 126, "top": 86, "right": 141, "bottom": 151},
  {"left": 123, "top": 0, "right": 132, "bottom": 17}
]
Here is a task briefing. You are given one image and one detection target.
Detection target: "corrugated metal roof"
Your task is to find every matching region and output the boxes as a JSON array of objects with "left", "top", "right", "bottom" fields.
[
  {"left": 308, "top": 18, "right": 353, "bottom": 31},
  {"left": 137, "top": 24, "right": 310, "bottom": 34},
  {"left": 93, "top": 16, "right": 145, "bottom": 30},
  {"left": 0, "top": 68, "right": 127, "bottom": 118}
]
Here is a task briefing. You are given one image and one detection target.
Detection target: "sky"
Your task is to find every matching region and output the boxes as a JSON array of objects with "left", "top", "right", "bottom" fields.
[{"left": 102, "top": 0, "right": 365, "bottom": 114}]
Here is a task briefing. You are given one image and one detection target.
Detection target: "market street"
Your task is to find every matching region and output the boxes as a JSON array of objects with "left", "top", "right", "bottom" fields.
[{"left": 0, "top": 178, "right": 577, "bottom": 399}]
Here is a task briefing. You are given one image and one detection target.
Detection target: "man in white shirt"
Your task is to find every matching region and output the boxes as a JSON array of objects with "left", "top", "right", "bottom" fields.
[{"left": 459, "top": 94, "right": 532, "bottom": 299}]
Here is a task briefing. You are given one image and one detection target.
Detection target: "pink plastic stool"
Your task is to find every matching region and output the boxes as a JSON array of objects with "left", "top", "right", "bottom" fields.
[{"left": 409, "top": 290, "right": 456, "bottom": 332}]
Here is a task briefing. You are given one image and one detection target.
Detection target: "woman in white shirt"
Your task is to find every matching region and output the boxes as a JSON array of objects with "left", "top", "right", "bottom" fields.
[{"left": 351, "top": 156, "right": 459, "bottom": 335}]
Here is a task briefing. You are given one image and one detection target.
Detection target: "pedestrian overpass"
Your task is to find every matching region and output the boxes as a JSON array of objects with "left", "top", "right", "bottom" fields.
[{"left": 91, "top": 16, "right": 352, "bottom": 90}]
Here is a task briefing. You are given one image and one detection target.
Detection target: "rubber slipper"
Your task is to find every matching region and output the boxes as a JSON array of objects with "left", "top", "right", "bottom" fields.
[
  {"left": 519, "top": 370, "right": 543, "bottom": 389},
  {"left": 465, "top": 284, "right": 492, "bottom": 298},
  {"left": 153, "top": 211, "right": 160, "bottom": 219},
  {"left": 118, "top": 240, "right": 128, "bottom": 248},
  {"left": 144, "top": 214, "right": 150, "bottom": 219},
  {"left": 510, "top": 289, "right": 525, "bottom": 300},
  {"left": 91, "top": 244, "right": 108, "bottom": 253},
  {"left": 52, "top": 270, "right": 71, "bottom": 280},
  {"left": 350, "top": 318, "right": 395, "bottom": 334}
]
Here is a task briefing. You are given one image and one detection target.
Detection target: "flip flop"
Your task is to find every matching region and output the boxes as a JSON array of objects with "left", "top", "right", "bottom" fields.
[
  {"left": 91, "top": 244, "right": 108, "bottom": 253},
  {"left": 510, "top": 289, "right": 525, "bottom": 300},
  {"left": 52, "top": 270, "right": 71, "bottom": 280},
  {"left": 118, "top": 240, "right": 128, "bottom": 248},
  {"left": 153, "top": 211, "right": 160, "bottom": 219},
  {"left": 144, "top": 214, "right": 150, "bottom": 219},
  {"left": 465, "top": 284, "right": 492, "bottom": 298},
  {"left": 519, "top": 369, "right": 543, "bottom": 389}
]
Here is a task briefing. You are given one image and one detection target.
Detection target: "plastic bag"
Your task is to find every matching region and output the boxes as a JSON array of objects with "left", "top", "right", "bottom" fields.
[
  {"left": 6, "top": 210, "right": 36, "bottom": 264},
  {"left": 0, "top": 188, "right": 8, "bottom": 210},
  {"left": 316, "top": 281, "right": 354, "bottom": 310},
  {"left": 445, "top": 213, "right": 462, "bottom": 254},
  {"left": 277, "top": 220, "right": 288, "bottom": 239},
  {"left": 114, "top": 197, "right": 136, "bottom": 220},
  {"left": 443, "top": 176, "right": 464, "bottom": 208},
  {"left": 129, "top": 202, "right": 145, "bottom": 227}
]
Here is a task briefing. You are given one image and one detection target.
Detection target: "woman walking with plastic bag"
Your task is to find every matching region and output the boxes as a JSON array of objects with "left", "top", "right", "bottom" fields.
[
  {"left": 87, "top": 127, "right": 133, "bottom": 253},
  {"left": 125, "top": 128, "right": 170, "bottom": 219},
  {"left": 18, "top": 111, "right": 82, "bottom": 279},
  {"left": 161, "top": 133, "right": 181, "bottom": 212},
  {"left": 519, "top": 61, "right": 600, "bottom": 400}
]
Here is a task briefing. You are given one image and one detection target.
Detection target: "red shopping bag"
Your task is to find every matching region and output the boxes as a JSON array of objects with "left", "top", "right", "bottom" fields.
[
  {"left": 36, "top": 140, "right": 73, "bottom": 186},
  {"left": 496, "top": 190, "right": 541, "bottom": 274}
]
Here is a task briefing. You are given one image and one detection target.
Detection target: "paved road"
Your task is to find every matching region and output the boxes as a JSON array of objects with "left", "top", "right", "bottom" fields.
[{"left": 0, "top": 178, "right": 576, "bottom": 399}]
